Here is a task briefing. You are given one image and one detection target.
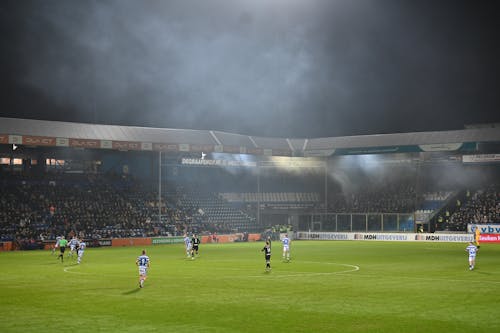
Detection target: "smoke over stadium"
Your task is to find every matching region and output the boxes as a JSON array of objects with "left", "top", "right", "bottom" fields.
[
  {"left": 1, "top": 1, "right": 500, "bottom": 332},
  {"left": 1, "top": 0, "right": 499, "bottom": 138}
]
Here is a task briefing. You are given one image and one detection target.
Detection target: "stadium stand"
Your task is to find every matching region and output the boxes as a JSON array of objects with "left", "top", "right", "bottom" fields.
[
  {"left": 0, "top": 171, "right": 195, "bottom": 247},
  {"left": 219, "top": 192, "right": 320, "bottom": 209},
  {"left": 442, "top": 186, "right": 500, "bottom": 231},
  {"left": 1, "top": 117, "right": 499, "bottom": 243},
  {"left": 2, "top": 167, "right": 500, "bottom": 244},
  {"left": 168, "top": 189, "right": 257, "bottom": 233},
  {"left": 327, "top": 183, "right": 417, "bottom": 213}
]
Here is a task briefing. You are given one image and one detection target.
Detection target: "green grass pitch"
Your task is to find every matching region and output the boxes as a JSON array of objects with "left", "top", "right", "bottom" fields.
[{"left": 1, "top": 241, "right": 499, "bottom": 333}]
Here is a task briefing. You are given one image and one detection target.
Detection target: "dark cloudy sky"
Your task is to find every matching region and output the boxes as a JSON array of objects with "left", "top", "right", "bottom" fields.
[{"left": 0, "top": 0, "right": 499, "bottom": 138}]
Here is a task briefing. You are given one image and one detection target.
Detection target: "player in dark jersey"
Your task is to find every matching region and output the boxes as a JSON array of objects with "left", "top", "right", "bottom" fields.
[
  {"left": 261, "top": 241, "right": 272, "bottom": 272},
  {"left": 191, "top": 234, "right": 201, "bottom": 259},
  {"left": 58, "top": 236, "right": 68, "bottom": 262}
]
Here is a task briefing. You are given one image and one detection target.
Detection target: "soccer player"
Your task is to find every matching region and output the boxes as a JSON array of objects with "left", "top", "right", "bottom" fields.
[
  {"left": 57, "top": 236, "right": 68, "bottom": 262},
  {"left": 282, "top": 234, "right": 291, "bottom": 262},
  {"left": 261, "top": 241, "right": 272, "bottom": 272},
  {"left": 465, "top": 241, "right": 478, "bottom": 271},
  {"left": 191, "top": 234, "right": 201, "bottom": 259},
  {"left": 77, "top": 239, "right": 86, "bottom": 264},
  {"left": 52, "top": 235, "right": 62, "bottom": 255},
  {"left": 475, "top": 227, "right": 481, "bottom": 249},
  {"left": 68, "top": 236, "right": 79, "bottom": 258},
  {"left": 184, "top": 234, "right": 192, "bottom": 258},
  {"left": 136, "top": 249, "right": 150, "bottom": 288}
]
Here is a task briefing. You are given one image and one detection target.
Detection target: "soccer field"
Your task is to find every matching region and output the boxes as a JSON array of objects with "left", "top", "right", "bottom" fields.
[{"left": 1, "top": 241, "right": 499, "bottom": 333}]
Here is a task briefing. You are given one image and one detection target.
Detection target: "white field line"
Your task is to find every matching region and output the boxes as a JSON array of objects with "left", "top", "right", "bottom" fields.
[{"left": 247, "top": 261, "right": 360, "bottom": 278}]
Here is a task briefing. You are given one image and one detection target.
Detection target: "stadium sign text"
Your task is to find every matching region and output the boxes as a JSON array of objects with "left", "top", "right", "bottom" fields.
[
  {"left": 478, "top": 234, "right": 500, "bottom": 243},
  {"left": 152, "top": 237, "right": 184, "bottom": 244},
  {"left": 467, "top": 224, "right": 500, "bottom": 234},
  {"left": 297, "top": 232, "right": 474, "bottom": 243},
  {"left": 181, "top": 158, "right": 256, "bottom": 167}
]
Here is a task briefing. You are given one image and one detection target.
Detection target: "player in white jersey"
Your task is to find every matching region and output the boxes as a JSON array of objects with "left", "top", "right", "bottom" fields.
[
  {"left": 282, "top": 234, "right": 291, "bottom": 262},
  {"left": 52, "top": 236, "right": 62, "bottom": 255},
  {"left": 465, "top": 242, "right": 478, "bottom": 270},
  {"left": 77, "top": 239, "right": 86, "bottom": 264},
  {"left": 184, "top": 234, "right": 192, "bottom": 258},
  {"left": 136, "top": 250, "right": 150, "bottom": 288},
  {"left": 68, "top": 237, "right": 79, "bottom": 258}
]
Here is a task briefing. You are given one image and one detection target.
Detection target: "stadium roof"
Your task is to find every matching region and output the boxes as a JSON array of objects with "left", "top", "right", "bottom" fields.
[{"left": 1, "top": 117, "right": 499, "bottom": 156}]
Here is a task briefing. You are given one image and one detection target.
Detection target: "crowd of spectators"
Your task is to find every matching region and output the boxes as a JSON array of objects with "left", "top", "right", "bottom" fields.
[
  {"left": 327, "top": 182, "right": 418, "bottom": 213},
  {"left": 3, "top": 166, "right": 498, "bottom": 245},
  {"left": 0, "top": 171, "right": 207, "bottom": 246},
  {"left": 443, "top": 186, "right": 500, "bottom": 231}
]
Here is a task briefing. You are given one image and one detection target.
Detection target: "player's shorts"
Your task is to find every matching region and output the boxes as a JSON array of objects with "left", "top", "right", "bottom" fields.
[
  {"left": 78, "top": 250, "right": 84, "bottom": 257},
  {"left": 60, "top": 246, "right": 66, "bottom": 253},
  {"left": 283, "top": 245, "right": 289, "bottom": 252},
  {"left": 70, "top": 245, "right": 76, "bottom": 251},
  {"left": 139, "top": 266, "right": 148, "bottom": 276},
  {"left": 193, "top": 245, "right": 199, "bottom": 251},
  {"left": 186, "top": 245, "right": 192, "bottom": 251}
]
